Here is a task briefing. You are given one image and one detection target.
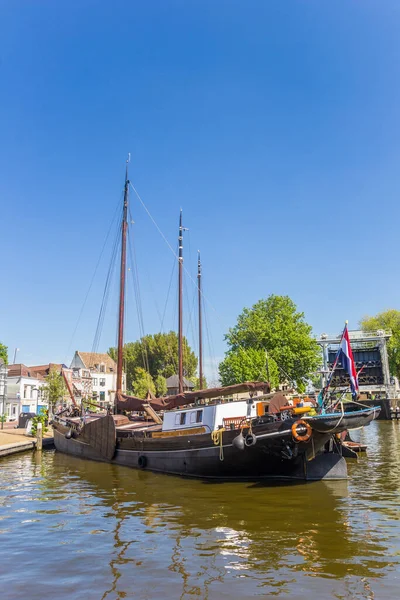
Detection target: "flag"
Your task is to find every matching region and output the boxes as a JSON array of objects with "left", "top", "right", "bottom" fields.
[
  {"left": 338, "top": 325, "right": 359, "bottom": 397},
  {"left": 324, "top": 323, "right": 359, "bottom": 398}
]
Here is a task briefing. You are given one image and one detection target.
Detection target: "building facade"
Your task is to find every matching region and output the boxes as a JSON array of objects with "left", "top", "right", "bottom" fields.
[
  {"left": 6, "top": 364, "right": 48, "bottom": 420},
  {"left": 5, "top": 363, "right": 72, "bottom": 420},
  {"left": 70, "top": 351, "right": 125, "bottom": 409}
]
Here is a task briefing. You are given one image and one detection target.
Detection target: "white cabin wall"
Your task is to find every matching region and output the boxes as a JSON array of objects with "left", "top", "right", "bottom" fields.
[{"left": 162, "top": 400, "right": 258, "bottom": 432}]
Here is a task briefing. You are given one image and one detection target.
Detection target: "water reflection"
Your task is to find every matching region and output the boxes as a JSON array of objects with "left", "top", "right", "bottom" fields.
[{"left": 1, "top": 422, "right": 400, "bottom": 599}]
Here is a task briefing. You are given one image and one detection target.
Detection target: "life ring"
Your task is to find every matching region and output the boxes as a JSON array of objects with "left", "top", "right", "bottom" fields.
[
  {"left": 291, "top": 419, "right": 312, "bottom": 442},
  {"left": 138, "top": 455, "right": 147, "bottom": 469}
]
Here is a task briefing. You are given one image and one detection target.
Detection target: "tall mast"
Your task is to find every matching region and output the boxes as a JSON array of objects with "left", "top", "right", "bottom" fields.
[
  {"left": 116, "top": 158, "right": 129, "bottom": 400},
  {"left": 178, "top": 210, "right": 184, "bottom": 393},
  {"left": 197, "top": 251, "right": 203, "bottom": 389}
]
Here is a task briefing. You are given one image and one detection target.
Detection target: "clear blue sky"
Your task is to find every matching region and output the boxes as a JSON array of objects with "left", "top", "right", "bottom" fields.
[{"left": 1, "top": 1, "right": 400, "bottom": 381}]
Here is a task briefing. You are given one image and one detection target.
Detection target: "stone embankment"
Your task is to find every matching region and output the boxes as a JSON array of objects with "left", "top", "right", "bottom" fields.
[{"left": 0, "top": 426, "right": 54, "bottom": 457}]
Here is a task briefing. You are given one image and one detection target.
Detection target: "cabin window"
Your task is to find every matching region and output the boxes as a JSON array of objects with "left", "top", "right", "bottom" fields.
[
  {"left": 175, "top": 414, "right": 181, "bottom": 426},
  {"left": 196, "top": 410, "right": 203, "bottom": 423},
  {"left": 190, "top": 411, "right": 196, "bottom": 424},
  {"left": 180, "top": 413, "right": 187, "bottom": 425}
]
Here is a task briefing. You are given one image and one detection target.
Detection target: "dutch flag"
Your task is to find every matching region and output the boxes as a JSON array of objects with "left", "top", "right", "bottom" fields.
[{"left": 338, "top": 326, "right": 359, "bottom": 397}]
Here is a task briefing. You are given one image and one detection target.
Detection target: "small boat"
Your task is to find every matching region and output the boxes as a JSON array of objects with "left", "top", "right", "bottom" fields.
[{"left": 52, "top": 162, "right": 380, "bottom": 482}]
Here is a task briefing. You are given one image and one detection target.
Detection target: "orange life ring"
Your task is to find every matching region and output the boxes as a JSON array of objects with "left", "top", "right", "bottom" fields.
[{"left": 291, "top": 419, "right": 312, "bottom": 442}]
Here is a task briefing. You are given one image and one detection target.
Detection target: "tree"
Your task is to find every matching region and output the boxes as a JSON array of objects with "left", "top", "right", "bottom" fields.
[
  {"left": 219, "top": 347, "right": 279, "bottom": 389},
  {"left": 155, "top": 374, "right": 167, "bottom": 397},
  {"left": 108, "top": 331, "right": 197, "bottom": 391},
  {"left": 43, "top": 368, "right": 66, "bottom": 414},
  {"left": 222, "top": 295, "right": 321, "bottom": 391},
  {"left": 360, "top": 310, "right": 400, "bottom": 378},
  {"left": 0, "top": 342, "right": 7, "bottom": 365},
  {"left": 131, "top": 368, "right": 156, "bottom": 399},
  {"left": 189, "top": 375, "right": 208, "bottom": 391}
]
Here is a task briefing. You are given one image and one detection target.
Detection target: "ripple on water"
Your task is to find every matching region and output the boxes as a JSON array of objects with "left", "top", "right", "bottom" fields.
[{"left": 1, "top": 422, "right": 400, "bottom": 598}]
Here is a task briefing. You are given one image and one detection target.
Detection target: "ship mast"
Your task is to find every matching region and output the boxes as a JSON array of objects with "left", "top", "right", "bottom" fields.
[
  {"left": 178, "top": 210, "right": 184, "bottom": 393},
  {"left": 116, "top": 159, "right": 129, "bottom": 404},
  {"left": 197, "top": 251, "right": 203, "bottom": 389}
]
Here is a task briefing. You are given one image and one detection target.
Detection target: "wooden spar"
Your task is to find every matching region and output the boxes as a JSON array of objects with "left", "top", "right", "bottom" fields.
[
  {"left": 197, "top": 251, "right": 203, "bottom": 389},
  {"left": 178, "top": 210, "right": 184, "bottom": 393},
  {"left": 116, "top": 161, "right": 129, "bottom": 401},
  {"left": 62, "top": 369, "right": 78, "bottom": 407}
]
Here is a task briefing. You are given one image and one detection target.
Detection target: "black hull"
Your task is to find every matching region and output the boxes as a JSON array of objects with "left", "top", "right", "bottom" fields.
[
  {"left": 52, "top": 406, "right": 379, "bottom": 482},
  {"left": 53, "top": 427, "right": 347, "bottom": 481}
]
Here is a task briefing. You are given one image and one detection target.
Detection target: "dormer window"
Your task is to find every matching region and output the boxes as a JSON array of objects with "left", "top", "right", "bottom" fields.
[{"left": 100, "top": 364, "right": 105, "bottom": 373}]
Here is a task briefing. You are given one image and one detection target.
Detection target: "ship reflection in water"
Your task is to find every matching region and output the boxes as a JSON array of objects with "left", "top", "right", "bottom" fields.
[{"left": 1, "top": 421, "right": 400, "bottom": 599}]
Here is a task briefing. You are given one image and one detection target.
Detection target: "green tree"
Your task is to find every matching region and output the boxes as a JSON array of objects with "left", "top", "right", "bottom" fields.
[
  {"left": 360, "top": 310, "right": 400, "bottom": 378},
  {"left": 42, "top": 368, "right": 66, "bottom": 415},
  {"left": 132, "top": 367, "right": 156, "bottom": 399},
  {"left": 108, "top": 331, "right": 197, "bottom": 391},
  {"left": 0, "top": 342, "right": 8, "bottom": 365},
  {"left": 219, "top": 348, "right": 279, "bottom": 389},
  {"left": 223, "top": 295, "right": 321, "bottom": 391},
  {"left": 31, "top": 407, "right": 48, "bottom": 437},
  {"left": 189, "top": 375, "right": 208, "bottom": 391},
  {"left": 155, "top": 374, "right": 167, "bottom": 397}
]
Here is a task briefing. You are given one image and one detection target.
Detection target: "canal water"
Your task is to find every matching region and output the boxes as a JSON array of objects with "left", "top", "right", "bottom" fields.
[{"left": 1, "top": 421, "right": 400, "bottom": 599}]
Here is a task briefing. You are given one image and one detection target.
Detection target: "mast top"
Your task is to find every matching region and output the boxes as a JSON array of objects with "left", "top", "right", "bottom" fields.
[{"left": 125, "top": 153, "right": 130, "bottom": 184}]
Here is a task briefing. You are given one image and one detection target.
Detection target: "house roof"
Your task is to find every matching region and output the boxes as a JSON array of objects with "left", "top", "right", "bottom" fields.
[
  {"left": 77, "top": 352, "right": 117, "bottom": 373},
  {"left": 166, "top": 374, "right": 195, "bottom": 389},
  {"left": 7, "top": 364, "right": 45, "bottom": 380},
  {"left": 29, "top": 363, "right": 67, "bottom": 377}
]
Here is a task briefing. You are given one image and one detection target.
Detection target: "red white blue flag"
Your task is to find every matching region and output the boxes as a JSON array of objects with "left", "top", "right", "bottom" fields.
[
  {"left": 324, "top": 324, "right": 359, "bottom": 398},
  {"left": 338, "top": 325, "right": 359, "bottom": 397}
]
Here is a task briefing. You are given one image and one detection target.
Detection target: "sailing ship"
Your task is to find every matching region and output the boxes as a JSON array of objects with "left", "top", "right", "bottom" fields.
[{"left": 52, "top": 163, "right": 380, "bottom": 481}]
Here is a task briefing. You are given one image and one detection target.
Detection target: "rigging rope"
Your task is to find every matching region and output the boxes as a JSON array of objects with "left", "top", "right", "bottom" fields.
[{"left": 64, "top": 193, "right": 123, "bottom": 365}]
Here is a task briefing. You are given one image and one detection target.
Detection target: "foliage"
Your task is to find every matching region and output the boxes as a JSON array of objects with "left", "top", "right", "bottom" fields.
[
  {"left": 0, "top": 414, "right": 6, "bottom": 424},
  {"left": 155, "top": 374, "right": 167, "bottom": 397},
  {"left": 222, "top": 295, "right": 321, "bottom": 391},
  {"left": 108, "top": 331, "right": 197, "bottom": 391},
  {"left": 131, "top": 367, "right": 156, "bottom": 399},
  {"left": 31, "top": 407, "right": 48, "bottom": 437},
  {"left": 360, "top": 310, "right": 400, "bottom": 378},
  {"left": 42, "top": 368, "right": 66, "bottom": 413},
  {"left": 219, "top": 347, "right": 280, "bottom": 389},
  {"left": 0, "top": 342, "right": 8, "bottom": 365},
  {"left": 189, "top": 375, "right": 208, "bottom": 391}
]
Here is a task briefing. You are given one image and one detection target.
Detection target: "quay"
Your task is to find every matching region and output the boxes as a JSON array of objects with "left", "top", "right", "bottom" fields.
[{"left": 0, "top": 424, "right": 54, "bottom": 458}]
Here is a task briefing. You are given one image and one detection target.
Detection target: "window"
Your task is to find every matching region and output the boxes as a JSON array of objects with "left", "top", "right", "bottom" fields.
[
  {"left": 180, "top": 412, "right": 186, "bottom": 426},
  {"left": 100, "top": 391, "right": 105, "bottom": 401},
  {"left": 175, "top": 413, "right": 181, "bottom": 426},
  {"left": 196, "top": 410, "right": 203, "bottom": 423},
  {"left": 93, "top": 378, "right": 98, "bottom": 386},
  {"left": 12, "top": 406, "right": 16, "bottom": 415},
  {"left": 190, "top": 411, "right": 196, "bottom": 424},
  {"left": 100, "top": 364, "right": 105, "bottom": 373},
  {"left": 100, "top": 378, "right": 106, "bottom": 386},
  {"left": 24, "top": 385, "right": 27, "bottom": 399},
  {"left": 82, "top": 370, "right": 90, "bottom": 378}
]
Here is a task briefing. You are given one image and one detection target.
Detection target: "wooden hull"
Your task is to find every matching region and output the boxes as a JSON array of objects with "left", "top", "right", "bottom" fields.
[
  {"left": 52, "top": 407, "right": 379, "bottom": 481},
  {"left": 53, "top": 419, "right": 348, "bottom": 481}
]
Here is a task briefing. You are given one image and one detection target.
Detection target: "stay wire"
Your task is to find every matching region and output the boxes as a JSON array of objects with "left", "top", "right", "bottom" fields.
[
  {"left": 64, "top": 192, "right": 123, "bottom": 365},
  {"left": 129, "top": 181, "right": 279, "bottom": 381}
]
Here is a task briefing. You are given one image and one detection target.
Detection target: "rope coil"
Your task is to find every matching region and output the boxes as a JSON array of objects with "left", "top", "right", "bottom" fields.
[{"left": 211, "top": 428, "right": 226, "bottom": 461}]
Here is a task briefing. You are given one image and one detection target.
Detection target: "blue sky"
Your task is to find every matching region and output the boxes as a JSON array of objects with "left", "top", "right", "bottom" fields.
[{"left": 1, "top": 1, "right": 400, "bottom": 381}]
